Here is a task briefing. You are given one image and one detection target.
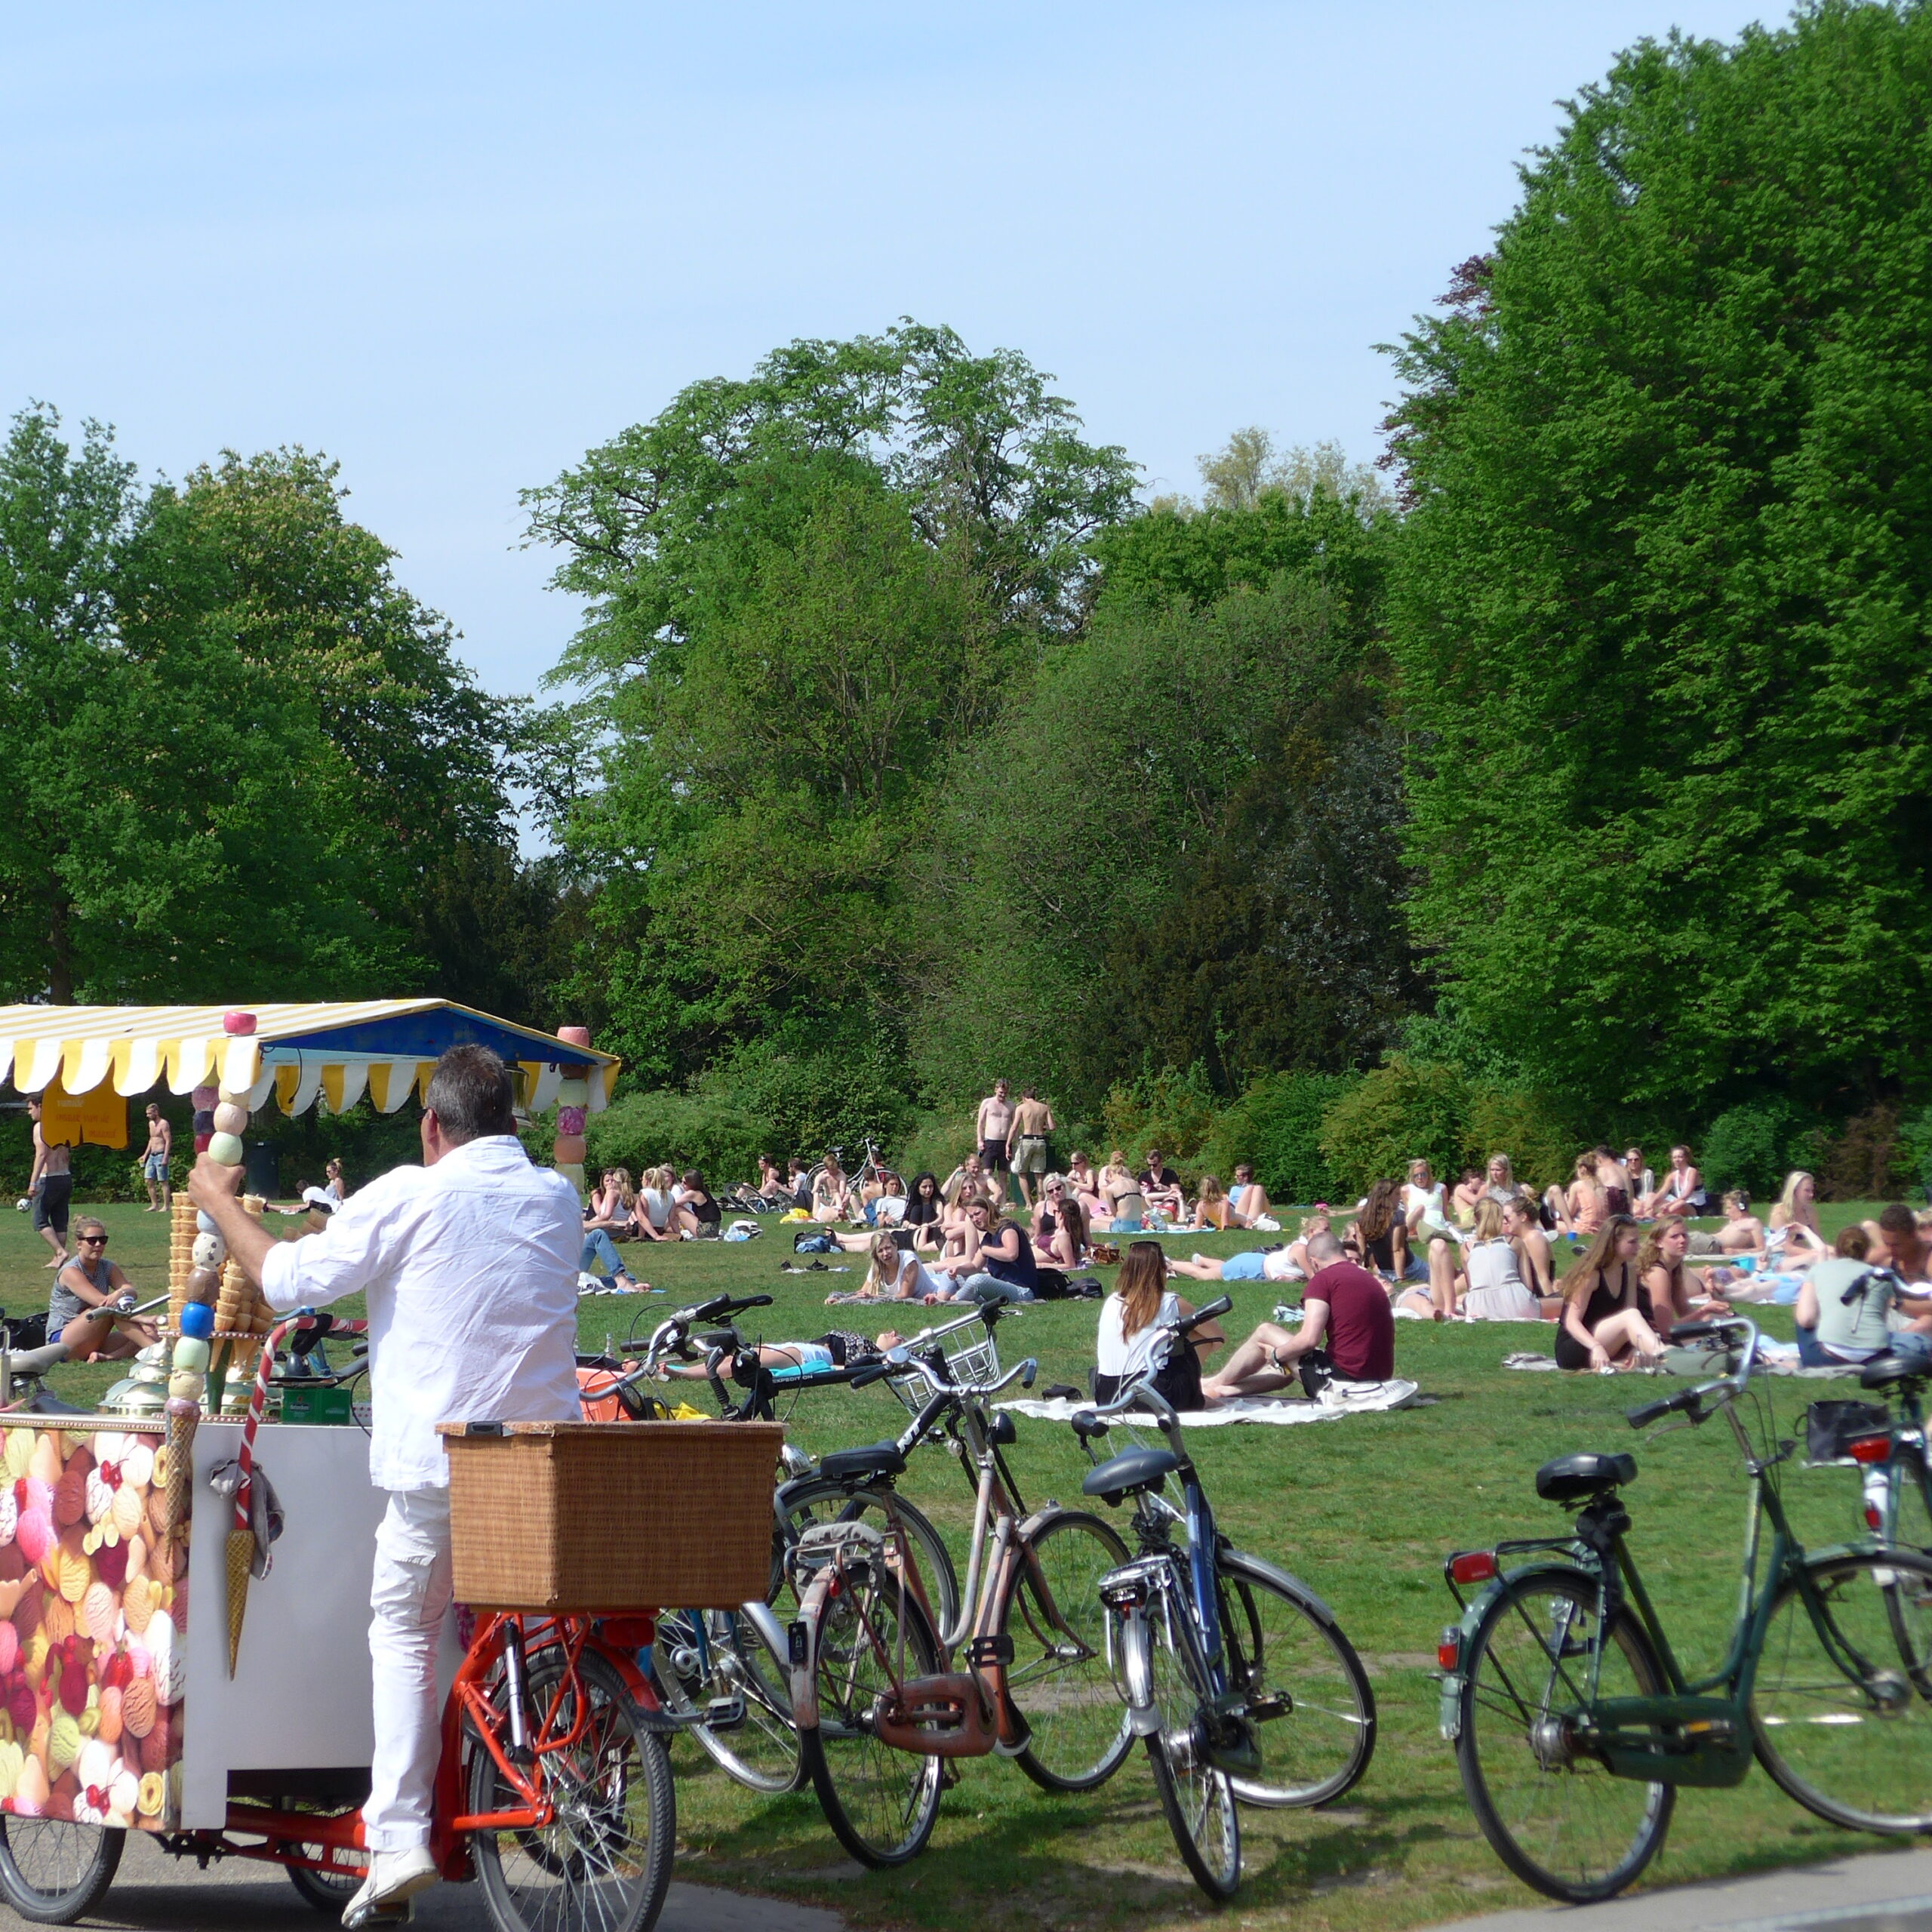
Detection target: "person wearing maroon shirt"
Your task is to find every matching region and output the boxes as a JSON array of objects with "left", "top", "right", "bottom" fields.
[{"left": 1201, "top": 1232, "right": 1395, "bottom": 1400}]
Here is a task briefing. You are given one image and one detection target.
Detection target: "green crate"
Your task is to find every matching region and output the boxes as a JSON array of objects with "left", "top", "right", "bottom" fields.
[{"left": 279, "top": 1384, "right": 354, "bottom": 1426}]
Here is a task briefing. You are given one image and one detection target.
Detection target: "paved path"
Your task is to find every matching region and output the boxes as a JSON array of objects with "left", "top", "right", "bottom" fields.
[
  {"left": 0, "top": 1830, "right": 848, "bottom": 1931},
  {"left": 1436, "top": 1845, "right": 1932, "bottom": 1932}
]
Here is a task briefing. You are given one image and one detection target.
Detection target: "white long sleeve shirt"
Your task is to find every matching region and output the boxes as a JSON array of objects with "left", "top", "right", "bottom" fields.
[{"left": 260, "top": 1134, "right": 582, "bottom": 1492}]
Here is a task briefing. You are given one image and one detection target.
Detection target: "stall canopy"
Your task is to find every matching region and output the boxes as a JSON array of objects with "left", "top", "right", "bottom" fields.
[{"left": 0, "top": 1001, "right": 619, "bottom": 1117}]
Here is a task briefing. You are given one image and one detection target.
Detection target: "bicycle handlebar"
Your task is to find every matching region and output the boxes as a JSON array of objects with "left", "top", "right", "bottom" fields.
[
  {"left": 1625, "top": 1315, "right": 1761, "bottom": 1429},
  {"left": 876, "top": 1352, "right": 1038, "bottom": 1401}
]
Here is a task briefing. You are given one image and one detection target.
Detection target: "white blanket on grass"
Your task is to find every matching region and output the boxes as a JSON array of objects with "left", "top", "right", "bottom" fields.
[
  {"left": 1503, "top": 1348, "right": 1858, "bottom": 1379},
  {"left": 999, "top": 1378, "right": 1420, "bottom": 1428}
]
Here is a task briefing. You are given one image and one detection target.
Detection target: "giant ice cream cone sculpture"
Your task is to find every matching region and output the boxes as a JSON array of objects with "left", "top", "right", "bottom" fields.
[{"left": 555, "top": 1026, "right": 592, "bottom": 1201}]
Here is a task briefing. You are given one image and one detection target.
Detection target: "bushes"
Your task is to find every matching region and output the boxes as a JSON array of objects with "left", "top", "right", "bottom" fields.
[
  {"left": 1700, "top": 1099, "right": 1828, "bottom": 1200},
  {"left": 1820, "top": 1103, "right": 1915, "bottom": 1203},
  {"left": 1206, "top": 1072, "right": 1357, "bottom": 1204},
  {"left": 1098, "top": 1065, "right": 1220, "bottom": 1171},
  {"left": 1318, "top": 1058, "right": 1470, "bottom": 1197},
  {"left": 702, "top": 1038, "right": 912, "bottom": 1166},
  {"left": 577, "top": 1090, "right": 769, "bottom": 1187}
]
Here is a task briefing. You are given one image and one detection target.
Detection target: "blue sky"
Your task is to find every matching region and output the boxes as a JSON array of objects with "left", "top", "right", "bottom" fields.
[{"left": 2, "top": 2, "right": 1773, "bottom": 699}]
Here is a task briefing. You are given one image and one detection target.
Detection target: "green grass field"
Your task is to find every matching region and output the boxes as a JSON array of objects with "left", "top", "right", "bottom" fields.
[{"left": 5, "top": 1196, "right": 1921, "bottom": 1931}]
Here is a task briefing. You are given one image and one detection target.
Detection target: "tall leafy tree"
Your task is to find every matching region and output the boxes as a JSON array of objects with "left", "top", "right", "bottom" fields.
[{"left": 1386, "top": 2, "right": 1932, "bottom": 1109}]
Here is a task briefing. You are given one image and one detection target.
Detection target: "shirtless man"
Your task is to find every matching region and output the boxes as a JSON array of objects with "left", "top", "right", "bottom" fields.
[
  {"left": 26, "top": 1098, "right": 72, "bottom": 1269},
  {"left": 976, "top": 1080, "right": 1016, "bottom": 1203},
  {"left": 141, "top": 1103, "right": 173, "bottom": 1212},
  {"left": 1006, "top": 1087, "right": 1056, "bottom": 1209},
  {"left": 1503, "top": 1196, "right": 1561, "bottom": 1315}
]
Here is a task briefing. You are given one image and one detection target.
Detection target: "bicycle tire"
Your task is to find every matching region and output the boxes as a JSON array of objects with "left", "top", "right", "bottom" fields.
[
  {"left": 1752, "top": 1547, "right": 1932, "bottom": 1833},
  {"left": 777, "top": 1479, "right": 961, "bottom": 1635},
  {"left": 1455, "top": 1566, "right": 1672, "bottom": 1903},
  {"left": 467, "top": 1644, "right": 675, "bottom": 1932},
  {"left": 1138, "top": 1592, "right": 1241, "bottom": 1900},
  {"left": 653, "top": 1606, "right": 801, "bottom": 1793},
  {"left": 1217, "top": 1548, "right": 1377, "bottom": 1808},
  {"left": 0, "top": 1818, "right": 123, "bottom": 1924},
  {"left": 268, "top": 1797, "right": 368, "bottom": 1913},
  {"left": 798, "top": 1567, "right": 946, "bottom": 1867},
  {"left": 1002, "top": 1509, "right": 1133, "bottom": 1792}
]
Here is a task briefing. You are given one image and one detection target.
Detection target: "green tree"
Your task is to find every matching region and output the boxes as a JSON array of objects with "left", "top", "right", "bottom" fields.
[{"left": 1386, "top": 2, "right": 1932, "bottom": 1110}]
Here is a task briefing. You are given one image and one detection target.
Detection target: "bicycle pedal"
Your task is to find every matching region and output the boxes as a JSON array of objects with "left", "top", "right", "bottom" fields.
[
  {"left": 705, "top": 1694, "right": 747, "bottom": 1732},
  {"left": 967, "top": 1634, "right": 1014, "bottom": 1669}
]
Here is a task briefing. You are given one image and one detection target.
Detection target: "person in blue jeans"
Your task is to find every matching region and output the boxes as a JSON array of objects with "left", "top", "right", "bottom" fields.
[
  {"left": 1794, "top": 1223, "right": 1932, "bottom": 1369},
  {"left": 934, "top": 1196, "right": 1038, "bottom": 1304},
  {"left": 580, "top": 1225, "right": 645, "bottom": 1291}
]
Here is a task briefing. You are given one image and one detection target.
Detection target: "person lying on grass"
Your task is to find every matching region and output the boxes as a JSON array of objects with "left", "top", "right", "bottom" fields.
[
  {"left": 1200, "top": 1230, "right": 1395, "bottom": 1402},
  {"left": 823, "top": 1232, "right": 949, "bottom": 1304},
  {"left": 655, "top": 1327, "right": 909, "bottom": 1381}
]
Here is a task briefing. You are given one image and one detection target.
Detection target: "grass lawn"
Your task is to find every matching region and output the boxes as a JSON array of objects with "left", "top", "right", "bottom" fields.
[{"left": 3, "top": 1195, "right": 1921, "bottom": 1931}]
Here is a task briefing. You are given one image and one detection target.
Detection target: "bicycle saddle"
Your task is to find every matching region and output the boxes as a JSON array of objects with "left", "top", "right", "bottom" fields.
[
  {"left": 1535, "top": 1451, "right": 1637, "bottom": 1505},
  {"left": 1082, "top": 1446, "right": 1180, "bottom": 1505},
  {"left": 1860, "top": 1353, "right": 1929, "bottom": 1391},
  {"left": 818, "top": 1441, "right": 907, "bottom": 1484}
]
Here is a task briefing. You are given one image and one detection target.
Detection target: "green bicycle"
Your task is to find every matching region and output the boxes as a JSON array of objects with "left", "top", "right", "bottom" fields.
[{"left": 1438, "top": 1315, "right": 1932, "bottom": 1903}]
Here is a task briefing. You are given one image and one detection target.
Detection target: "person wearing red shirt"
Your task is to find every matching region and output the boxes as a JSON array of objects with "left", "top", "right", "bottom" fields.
[{"left": 1201, "top": 1231, "right": 1395, "bottom": 1400}]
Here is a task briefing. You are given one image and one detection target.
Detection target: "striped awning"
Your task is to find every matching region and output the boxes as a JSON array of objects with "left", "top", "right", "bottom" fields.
[{"left": 0, "top": 1002, "right": 618, "bottom": 1115}]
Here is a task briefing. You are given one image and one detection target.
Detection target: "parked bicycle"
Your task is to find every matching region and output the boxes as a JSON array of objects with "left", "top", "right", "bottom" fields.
[
  {"left": 1072, "top": 1295, "right": 1377, "bottom": 1900},
  {"left": 1438, "top": 1315, "right": 1932, "bottom": 1903},
  {"left": 1801, "top": 1340, "right": 1932, "bottom": 1557},
  {"left": 786, "top": 1337, "right": 1133, "bottom": 1866}
]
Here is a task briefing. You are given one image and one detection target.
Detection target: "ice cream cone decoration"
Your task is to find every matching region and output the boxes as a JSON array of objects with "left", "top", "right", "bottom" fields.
[
  {"left": 555, "top": 1026, "right": 592, "bottom": 1201},
  {"left": 223, "top": 1320, "right": 287, "bottom": 1678}
]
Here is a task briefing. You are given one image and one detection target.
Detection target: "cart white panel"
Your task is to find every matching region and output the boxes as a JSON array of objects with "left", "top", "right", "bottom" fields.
[{"left": 179, "top": 1423, "right": 460, "bottom": 1829}]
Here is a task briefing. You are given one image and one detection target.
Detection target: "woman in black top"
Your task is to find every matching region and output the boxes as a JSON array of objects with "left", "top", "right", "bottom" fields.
[
  {"left": 1555, "top": 1216, "right": 1665, "bottom": 1371},
  {"left": 901, "top": 1172, "right": 943, "bottom": 1229},
  {"left": 678, "top": 1170, "right": 722, "bottom": 1237}
]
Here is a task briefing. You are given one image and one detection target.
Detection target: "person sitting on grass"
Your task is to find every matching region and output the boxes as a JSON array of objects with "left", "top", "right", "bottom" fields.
[
  {"left": 1638, "top": 1219, "right": 1729, "bottom": 1330},
  {"left": 1688, "top": 1191, "right": 1764, "bottom": 1259},
  {"left": 636, "top": 1165, "right": 678, "bottom": 1241},
  {"left": 1565, "top": 1154, "right": 1607, "bottom": 1238},
  {"left": 1770, "top": 1169, "right": 1825, "bottom": 1246},
  {"left": 1503, "top": 1195, "right": 1561, "bottom": 1313},
  {"left": 1450, "top": 1167, "right": 1486, "bottom": 1228},
  {"left": 943, "top": 1152, "right": 992, "bottom": 1209},
  {"left": 1188, "top": 1174, "right": 1245, "bottom": 1231},
  {"left": 1795, "top": 1225, "right": 1932, "bottom": 1368},
  {"left": 756, "top": 1152, "right": 787, "bottom": 1200},
  {"left": 811, "top": 1152, "right": 857, "bottom": 1223},
  {"left": 1868, "top": 1203, "right": 1932, "bottom": 1284},
  {"left": 1099, "top": 1150, "right": 1146, "bottom": 1232},
  {"left": 1554, "top": 1216, "right": 1666, "bottom": 1371},
  {"left": 675, "top": 1170, "right": 722, "bottom": 1238},
  {"left": 578, "top": 1225, "right": 646, "bottom": 1292},
  {"left": 826, "top": 1232, "right": 948, "bottom": 1304},
  {"left": 584, "top": 1168, "right": 635, "bottom": 1241},
  {"left": 1646, "top": 1145, "right": 1706, "bottom": 1220},
  {"left": 900, "top": 1171, "right": 944, "bottom": 1239},
  {"left": 1201, "top": 1230, "right": 1395, "bottom": 1401},
  {"left": 1347, "top": 1178, "right": 1419, "bottom": 1287},
  {"left": 1404, "top": 1158, "right": 1460, "bottom": 1316},
  {"left": 1138, "top": 1149, "right": 1185, "bottom": 1223},
  {"left": 1459, "top": 1198, "right": 1540, "bottom": 1321},
  {"left": 1094, "top": 1239, "right": 1225, "bottom": 1407},
  {"left": 1032, "top": 1174, "right": 1087, "bottom": 1268},
  {"left": 50, "top": 1220, "right": 157, "bottom": 1361},
  {"left": 1483, "top": 1153, "right": 1524, "bottom": 1208},
  {"left": 931, "top": 1195, "right": 1038, "bottom": 1304},
  {"left": 1229, "top": 1164, "right": 1273, "bottom": 1227},
  {"left": 1066, "top": 1150, "right": 1110, "bottom": 1231}
]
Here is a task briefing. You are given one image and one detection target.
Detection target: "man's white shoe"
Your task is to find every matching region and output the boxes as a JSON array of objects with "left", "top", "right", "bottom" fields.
[{"left": 341, "top": 1846, "right": 438, "bottom": 1927}]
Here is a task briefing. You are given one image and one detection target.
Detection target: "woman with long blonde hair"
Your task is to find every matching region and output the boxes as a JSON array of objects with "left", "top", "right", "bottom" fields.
[
  {"left": 1093, "top": 1240, "right": 1223, "bottom": 1407},
  {"left": 1555, "top": 1215, "right": 1664, "bottom": 1371},
  {"left": 1189, "top": 1174, "right": 1244, "bottom": 1230}
]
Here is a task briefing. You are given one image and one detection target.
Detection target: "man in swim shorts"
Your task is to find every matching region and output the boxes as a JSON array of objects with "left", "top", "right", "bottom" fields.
[
  {"left": 26, "top": 1098, "right": 72, "bottom": 1269},
  {"left": 977, "top": 1078, "right": 1016, "bottom": 1198},
  {"left": 141, "top": 1103, "right": 173, "bottom": 1212},
  {"left": 1006, "top": 1086, "right": 1055, "bottom": 1209}
]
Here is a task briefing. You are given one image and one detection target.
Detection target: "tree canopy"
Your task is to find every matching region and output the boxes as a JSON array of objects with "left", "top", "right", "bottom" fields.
[{"left": 1386, "top": 0, "right": 1932, "bottom": 1112}]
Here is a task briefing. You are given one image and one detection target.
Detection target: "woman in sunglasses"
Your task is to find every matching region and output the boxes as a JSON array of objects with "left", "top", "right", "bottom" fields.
[{"left": 51, "top": 1220, "right": 155, "bottom": 1361}]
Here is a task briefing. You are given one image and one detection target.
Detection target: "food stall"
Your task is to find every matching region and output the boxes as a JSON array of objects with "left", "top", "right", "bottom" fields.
[{"left": 0, "top": 1001, "right": 620, "bottom": 1837}]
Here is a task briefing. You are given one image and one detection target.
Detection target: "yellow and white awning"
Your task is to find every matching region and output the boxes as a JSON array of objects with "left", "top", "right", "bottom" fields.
[{"left": 0, "top": 1001, "right": 618, "bottom": 1115}]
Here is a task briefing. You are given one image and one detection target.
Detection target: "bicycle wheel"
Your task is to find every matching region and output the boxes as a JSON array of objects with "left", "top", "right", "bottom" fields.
[
  {"left": 1140, "top": 1590, "right": 1241, "bottom": 1900},
  {"left": 1217, "top": 1549, "right": 1377, "bottom": 1807},
  {"left": 468, "top": 1644, "right": 675, "bottom": 1932},
  {"left": 269, "top": 1798, "right": 368, "bottom": 1914},
  {"left": 1003, "top": 1509, "right": 1132, "bottom": 1792},
  {"left": 654, "top": 1606, "right": 801, "bottom": 1793},
  {"left": 0, "top": 1818, "right": 123, "bottom": 1924},
  {"left": 1886, "top": 1452, "right": 1932, "bottom": 1558},
  {"left": 777, "top": 1480, "right": 961, "bottom": 1634},
  {"left": 798, "top": 1567, "right": 946, "bottom": 1866},
  {"left": 1752, "top": 1548, "right": 1932, "bottom": 1832},
  {"left": 1456, "top": 1567, "right": 1672, "bottom": 1903}
]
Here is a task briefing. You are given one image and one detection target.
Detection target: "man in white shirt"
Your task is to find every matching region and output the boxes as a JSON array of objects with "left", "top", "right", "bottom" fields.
[{"left": 190, "top": 1045, "right": 581, "bottom": 1927}]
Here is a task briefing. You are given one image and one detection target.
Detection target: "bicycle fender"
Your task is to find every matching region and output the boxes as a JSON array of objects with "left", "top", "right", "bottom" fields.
[
  {"left": 1116, "top": 1608, "right": 1161, "bottom": 1736},
  {"left": 787, "top": 1567, "right": 835, "bottom": 1731},
  {"left": 1218, "top": 1546, "right": 1337, "bottom": 1627},
  {"left": 1438, "top": 1562, "right": 1594, "bottom": 1743},
  {"left": 735, "top": 1596, "right": 789, "bottom": 1669}
]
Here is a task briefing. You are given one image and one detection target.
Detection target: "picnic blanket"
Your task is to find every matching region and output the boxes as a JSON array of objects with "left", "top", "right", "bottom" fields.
[
  {"left": 999, "top": 1377, "right": 1420, "bottom": 1429},
  {"left": 1503, "top": 1346, "right": 1857, "bottom": 1380}
]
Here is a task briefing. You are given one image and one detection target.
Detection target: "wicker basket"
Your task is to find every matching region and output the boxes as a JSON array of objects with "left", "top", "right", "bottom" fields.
[{"left": 439, "top": 1420, "right": 783, "bottom": 1611}]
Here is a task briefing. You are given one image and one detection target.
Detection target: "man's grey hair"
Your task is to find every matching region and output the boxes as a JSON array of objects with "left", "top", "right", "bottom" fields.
[
  {"left": 423, "top": 1045, "right": 516, "bottom": 1146},
  {"left": 1305, "top": 1229, "right": 1343, "bottom": 1264}
]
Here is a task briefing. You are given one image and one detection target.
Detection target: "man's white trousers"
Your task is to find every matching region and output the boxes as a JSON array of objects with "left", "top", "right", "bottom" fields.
[{"left": 363, "top": 1487, "right": 454, "bottom": 1852}]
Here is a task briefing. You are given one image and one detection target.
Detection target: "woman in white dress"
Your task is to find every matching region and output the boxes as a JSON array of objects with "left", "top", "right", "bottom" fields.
[{"left": 1459, "top": 1198, "right": 1540, "bottom": 1321}]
